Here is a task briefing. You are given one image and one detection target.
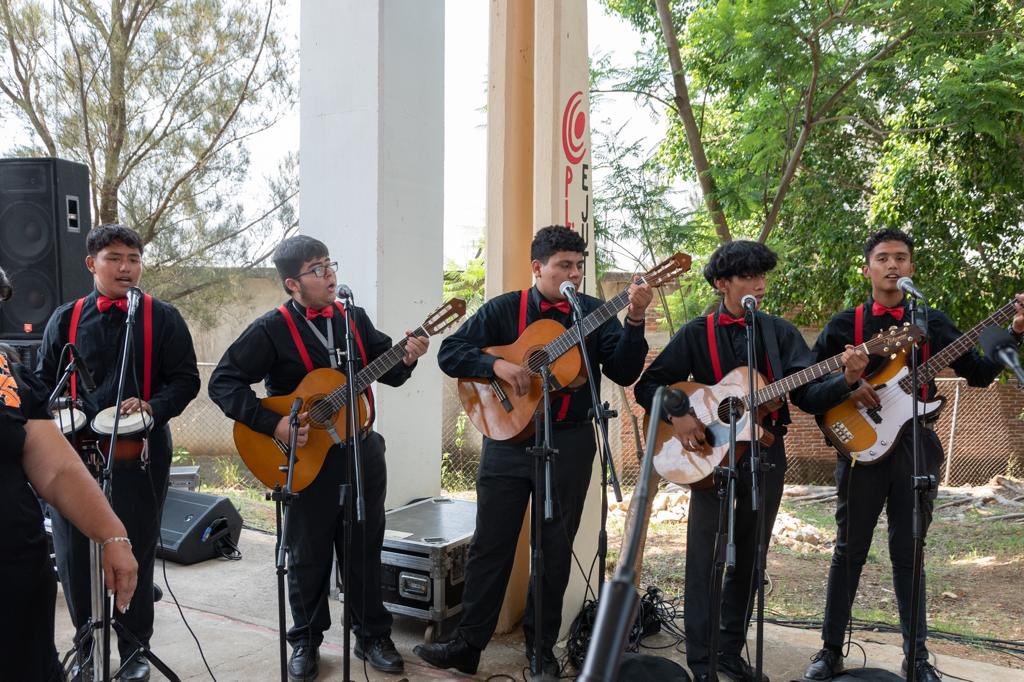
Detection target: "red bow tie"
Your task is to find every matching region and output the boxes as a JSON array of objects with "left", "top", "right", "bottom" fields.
[
  {"left": 96, "top": 296, "right": 128, "bottom": 313},
  {"left": 718, "top": 313, "right": 747, "bottom": 327},
  {"left": 306, "top": 305, "right": 335, "bottom": 320},
  {"left": 871, "top": 301, "right": 905, "bottom": 321},
  {"left": 540, "top": 300, "right": 571, "bottom": 315}
]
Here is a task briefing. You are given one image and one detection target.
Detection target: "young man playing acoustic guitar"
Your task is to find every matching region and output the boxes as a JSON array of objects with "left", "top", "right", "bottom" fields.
[
  {"left": 208, "top": 235, "right": 428, "bottom": 681},
  {"left": 416, "top": 225, "right": 652, "bottom": 676},
  {"left": 36, "top": 224, "right": 200, "bottom": 682},
  {"left": 634, "top": 240, "right": 860, "bottom": 682},
  {"left": 804, "top": 228, "right": 1024, "bottom": 682}
]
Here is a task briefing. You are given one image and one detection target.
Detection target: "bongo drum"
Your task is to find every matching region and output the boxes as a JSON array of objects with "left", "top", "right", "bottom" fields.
[{"left": 91, "top": 405, "right": 153, "bottom": 463}]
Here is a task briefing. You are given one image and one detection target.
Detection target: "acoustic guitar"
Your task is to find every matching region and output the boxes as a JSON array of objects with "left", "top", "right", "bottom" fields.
[
  {"left": 817, "top": 299, "right": 1019, "bottom": 464},
  {"left": 233, "top": 298, "right": 466, "bottom": 491},
  {"left": 458, "top": 253, "right": 692, "bottom": 441},
  {"left": 648, "top": 324, "right": 924, "bottom": 486}
]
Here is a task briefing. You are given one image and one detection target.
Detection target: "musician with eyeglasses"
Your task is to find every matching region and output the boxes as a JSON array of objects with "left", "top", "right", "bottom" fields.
[
  {"left": 208, "top": 235, "right": 429, "bottom": 680},
  {"left": 803, "top": 228, "right": 1024, "bottom": 682},
  {"left": 35, "top": 224, "right": 200, "bottom": 682}
]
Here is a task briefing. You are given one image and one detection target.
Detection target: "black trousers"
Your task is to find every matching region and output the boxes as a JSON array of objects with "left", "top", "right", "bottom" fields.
[
  {"left": 50, "top": 427, "right": 170, "bottom": 662},
  {"left": 0, "top": 545, "right": 63, "bottom": 682},
  {"left": 286, "top": 431, "right": 392, "bottom": 648},
  {"left": 685, "top": 435, "right": 785, "bottom": 673},
  {"left": 457, "top": 424, "right": 596, "bottom": 652},
  {"left": 822, "top": 428, "right": 942, "bottom": 660}
]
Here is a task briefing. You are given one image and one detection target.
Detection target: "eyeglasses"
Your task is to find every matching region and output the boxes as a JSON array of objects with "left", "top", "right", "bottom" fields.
[{"left": 295, "top": 261, "right": 338, "bottom": 279}]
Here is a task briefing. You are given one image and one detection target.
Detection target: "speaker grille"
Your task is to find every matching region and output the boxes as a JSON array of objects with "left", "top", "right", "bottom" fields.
[{"left": 0, "top": 201, "right": 53, "bottom": 262}]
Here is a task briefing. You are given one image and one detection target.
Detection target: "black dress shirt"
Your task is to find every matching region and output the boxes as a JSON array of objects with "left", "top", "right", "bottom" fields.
[
  {"left": 35, "top": 290, "right": 200, "bottom": 428},
  {"left": 811, "top": 297, "right": 1004, "bottom": 404},
  {"left": 437, "top": 286, "right": 649, "bottom": 423},
  {"left": 208, "top": 300, "right": 415, "bottom": 437},
  {"left": 634, "top": 306, "right": 852, "bottom": 424}
]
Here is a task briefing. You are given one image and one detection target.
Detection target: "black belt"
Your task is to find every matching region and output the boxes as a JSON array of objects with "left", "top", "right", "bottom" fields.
[{"left": 552, "top": 420, "right": 591, "bottom": 430}]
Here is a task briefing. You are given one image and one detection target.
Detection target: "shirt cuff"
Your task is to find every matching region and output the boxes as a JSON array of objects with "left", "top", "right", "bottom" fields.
[{"left": 623, "top": 318, "right": 646, "bottom": 337}]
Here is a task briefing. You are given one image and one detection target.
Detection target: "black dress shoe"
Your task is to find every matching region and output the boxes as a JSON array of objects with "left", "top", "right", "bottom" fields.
[
  {"left": 525, "top": 646, "right": 560, "bottom": 677},
  {"left": 719, "top": 652, "right": 770, "bottom": 682},
  {"left": 355, "top": 635, "right": 404, "bottom": 673},
  {"left": 119, "top": 655, "right": 151, "bottom": 682},
  {"left": 288, "top": 644, "right": 319, "bottom": 681},
  {"left": 414, "top": 634, "right": 481, "bottom": 675},
  {"left": 804, "top": 648, "right": 844, "bottom": 680},
  {"left": 901, "top": 658, "right": 941, "bottom": 682}
]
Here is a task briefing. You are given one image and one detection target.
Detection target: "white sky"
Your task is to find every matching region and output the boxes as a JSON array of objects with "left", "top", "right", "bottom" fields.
[{"left": 0, "top": 1, "right": 672, "bottom": 269}]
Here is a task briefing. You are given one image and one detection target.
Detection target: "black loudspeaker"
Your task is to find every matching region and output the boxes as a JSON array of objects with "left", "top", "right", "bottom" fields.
[
  {"left": 0, "top": 158, "right": 93, "bottom": 339},
  {"left": 158, "top": 488, "right": 243, "bottom": 565}
]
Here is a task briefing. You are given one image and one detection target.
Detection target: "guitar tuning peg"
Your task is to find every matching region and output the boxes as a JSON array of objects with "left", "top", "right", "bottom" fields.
[
  {"left": 883, "top": 346, "right": 890, "bottom": 353},
  {"left": 891, "top": 353, "right": 897, "bottom": 360}
]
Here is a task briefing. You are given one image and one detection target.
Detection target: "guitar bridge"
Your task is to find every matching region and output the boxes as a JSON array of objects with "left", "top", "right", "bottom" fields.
[
  {"left": 489, "top": 379, "right": 513, "bottom": 413},
  {"left": 830, "top": 421, "right": 854, "bottom": 444}
]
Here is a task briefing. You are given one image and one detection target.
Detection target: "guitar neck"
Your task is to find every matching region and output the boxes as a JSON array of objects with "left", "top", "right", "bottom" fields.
[
  {"left": 329, "top": 325, "right": 428, "bottom": 405},
  {"left": 918, "top": 300, "right": 1016, "bottom": 384},
  {"left": 536, "top": 286, "right": 635, "bottom": 371},
  {"left": 753, "top": 334, "right": 890, "bottom": 405}
]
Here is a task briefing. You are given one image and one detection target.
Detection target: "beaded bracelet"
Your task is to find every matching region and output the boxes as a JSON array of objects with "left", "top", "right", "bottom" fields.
[{"left": 101, "top": 536, "right": 132, "bottom": 548}]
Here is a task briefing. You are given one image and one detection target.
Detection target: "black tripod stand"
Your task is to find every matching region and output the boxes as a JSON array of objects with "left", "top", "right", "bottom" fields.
[
  {"left": 270, "top": 397, "right": 303, "bottom": 681},
  {"left": 527, "top": 363, "right": 559, "bottom": 681},
  {"left": 905, "top": 294, "right": 935, "bottom": 680}
]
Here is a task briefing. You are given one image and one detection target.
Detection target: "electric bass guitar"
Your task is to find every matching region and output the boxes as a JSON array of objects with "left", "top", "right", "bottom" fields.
[
  {"left": 233, "top": 298, "right": 466, "bottom": 491},
  {"left": 817, "top": 299, "right": 1019, "bottom": 464},
  {"left": 458, "top": 253, "right": 692, "bottom": 441},
  {"left": 648, "top": 324, "right": 924, "bottom": 486}
]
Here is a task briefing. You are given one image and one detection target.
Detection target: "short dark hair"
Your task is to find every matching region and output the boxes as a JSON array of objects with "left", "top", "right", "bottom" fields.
[
  {"left": 863, "top": 227, "right": 914, "bottom": 261},
  {"left": 272, "top": 235, "right": 329, "bottom": 293},
  {"left": 530, "top": 225, "right": 586, "bottom": 263},
  {"left": 703, "top": 240, "right": 778, "bottom": 287},
  {"left": 86, "top": 224, "right": 144, "bottom": 257}
]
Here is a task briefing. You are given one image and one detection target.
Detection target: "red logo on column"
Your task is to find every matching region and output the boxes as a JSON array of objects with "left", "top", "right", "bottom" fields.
[{"left": 561, "top": 91, "right": 587, "bottom": 164}]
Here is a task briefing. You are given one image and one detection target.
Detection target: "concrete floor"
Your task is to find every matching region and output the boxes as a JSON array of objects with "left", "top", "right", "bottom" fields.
[{"left": 54, "top": 529, "right": 1022, "bottom": 681}]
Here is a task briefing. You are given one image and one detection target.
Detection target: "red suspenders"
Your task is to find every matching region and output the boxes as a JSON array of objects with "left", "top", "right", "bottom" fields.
[
  {"left": 69, "top": 295, "right": 153, "bottom": 400},
  {"left": 855, "top": 303, "right": 929, "bottom": 398},
  {"left": 520, "top": 289, "right": 571, "bottom": 421},
  {"left": 277, "top": 302, "right": 374, "bottom": 423}
]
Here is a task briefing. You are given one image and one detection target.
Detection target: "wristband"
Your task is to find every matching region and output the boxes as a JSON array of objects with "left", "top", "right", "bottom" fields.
[
  {"left": 101, "top": 536, "right": 132, "bottom": 549},
  {"left": 625, "top": 315, "right": 644, "bottom": 326}
]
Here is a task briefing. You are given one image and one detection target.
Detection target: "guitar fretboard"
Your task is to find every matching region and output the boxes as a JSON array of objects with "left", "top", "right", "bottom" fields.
[
  {"left": 526, "top": 281, "right": 642, "bottom": 373},
  {"left": 898, "top": 300, "right": 1016, "bottom": 391},
  {"left": 326, "top": 325, "right": 429, "bottom": 410}
]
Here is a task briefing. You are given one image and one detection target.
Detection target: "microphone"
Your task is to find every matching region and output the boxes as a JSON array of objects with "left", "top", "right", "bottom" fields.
[
  {"left": 289, "top": 397, "right": 303, "bottom": 420},
  {"left": 559, "top": 280, "right": 583, "bottom": 316},
  {"left": 662, "top": 388, "right": 690, "bottom": 419},
  {"left": 68, "top": 344, "right": 97, "bottom": 392},
  {"left": 336, "top": 284, "right": 354, "bottom": 304},
  {"left": 980, "top": 326, "right": 1024, "bottom": 384},
  {"left": 741, "top": 294, "right": 758, "bottom": 312},
  {"left": 897, "top": 277, "right": 926, "bottom": 300},
  {"left": 126, "top": 286, "right": 143, "bottom": 318}
]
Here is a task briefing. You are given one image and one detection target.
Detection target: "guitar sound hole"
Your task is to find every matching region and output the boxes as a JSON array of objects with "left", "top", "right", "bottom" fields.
[
  {"left": 305, "top": 396, "right": 335, "bottom": 428},
  {"left": 717, "top": 397, "right": 746, "bottom": 424},
  {"left": 526, "top": 349, "right": 551, "bottom": 372}
]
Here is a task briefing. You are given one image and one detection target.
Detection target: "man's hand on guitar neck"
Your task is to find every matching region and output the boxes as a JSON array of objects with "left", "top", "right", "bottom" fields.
[
  {"left": 494, "top": 359, "right": 532, "bottom": 397},
  {"left": 1012, "top": 293, "right": 1024, "bottom": 336},
  {"left": 842, "top": 343, "right": 880, "bottom": 409},
  {"left": 275, "top": 414, "right": 309, "bottom": 447},
  {"left": 626, "top": 276, "right": 653, "bottom": 323}
]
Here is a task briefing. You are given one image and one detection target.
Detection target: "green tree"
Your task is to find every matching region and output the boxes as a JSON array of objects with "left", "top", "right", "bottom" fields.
[
  {"left": 599, "top": 0, "right": 1024, "bottom": 326},
  {"left": 0, "top": 0, "right": 296, "bottom": 309}
]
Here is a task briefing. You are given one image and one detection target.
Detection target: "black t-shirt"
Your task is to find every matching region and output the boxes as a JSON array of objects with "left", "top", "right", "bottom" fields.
[{"left": 0, "top": 350, "right": 51, "bottom": 559}]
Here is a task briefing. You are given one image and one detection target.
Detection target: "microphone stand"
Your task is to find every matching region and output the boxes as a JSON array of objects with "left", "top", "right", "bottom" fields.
[
  {"left": 339, "top": 296, "right": 365, "bottom": 682},
  {"left": 269, "top": 397, "right": 303, "bottom": 681},
  {"left": 906, "top": 294, "right": 933, "bottom": 680},
  {"left": 527, "top": 362, "right": 558, "bottom": 680},
  {"left": 90, "top": 295, "right": 179, "bottom": 681},
  {"left": 578, "top": 386, "right": 668, "bottom": 682},
  {"left": 745, "top": 302, "right": 767, "bottom": 682},
  {"left": 708, "top": 391, "right": 741, "bottom": 680},
  {"left": 565, "top": 290, "right": 622, "bottom": 591}
]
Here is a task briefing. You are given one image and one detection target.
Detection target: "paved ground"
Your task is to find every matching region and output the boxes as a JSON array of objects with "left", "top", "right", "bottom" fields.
[{"left": 54, "top": 529, "right": 1022, "bottom": 681}]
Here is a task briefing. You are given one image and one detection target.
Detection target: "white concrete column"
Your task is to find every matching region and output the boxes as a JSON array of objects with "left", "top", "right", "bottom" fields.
[{"left": 300, "top": 0, "right": 445, "bottom": 509}]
